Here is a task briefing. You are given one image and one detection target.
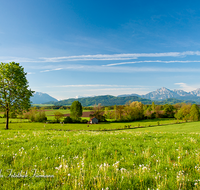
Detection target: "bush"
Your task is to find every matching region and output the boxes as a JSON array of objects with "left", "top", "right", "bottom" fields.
[
  {"left": 30, "top": 115, "right": 35, "bottom": 122},
  {"left": 72, "top": 118, "right": 81, "bottom": 123},
  {"left": 81, "top": 119, "right": 88, "bottom": 123},
  {"left": 35, "top": 112, "right": 47, "bottom": 122},
  {"left": 63, "top": 116, "right": 73, "bottom": 123}
]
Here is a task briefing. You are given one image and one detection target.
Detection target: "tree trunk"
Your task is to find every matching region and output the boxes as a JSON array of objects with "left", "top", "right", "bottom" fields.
[{"left": 6, "top": 107, "right": 9, "bottom": 130}]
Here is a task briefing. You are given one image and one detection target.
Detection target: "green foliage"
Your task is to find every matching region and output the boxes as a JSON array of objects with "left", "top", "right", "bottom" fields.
[
  {"left": 163, "top": 104, "right": 174, "bottom": 118},
  {"left": 190, "top": 104, "right": 200, "bottom": 121},
  {"left": 154, "top": 105, "right": 162, "bottom": 118},
  {"left": 123, "top": 101, "right": 144, "bottom": 121},
  {"left": 35, "top": 110, "right": 47, "bottom": 122},
  {"left": 81, "top": 119, "right": 88, "bottom": 123},
  {"left": 0, "top": 62, "right": 34, "bottom": 129},
  {"left": 90, "top": 104, "right": 106, "bottom": 122},
  {"left": 63, "top": 116, "right": 73, "bottom": 123},
  {"left": 115, "top": 105, "right": 124, "bottom": 121},
  {"left": 175, "top": 104, "right": 191, "bottom": 121},
  {"left": 103, "top": 107, "right": 112, "bottom": 119},
  {"left": 144, "top": 105, "right": 156, "bottom": 119},
  {"left": 152, "top": 101, "right": 155, "bottom": 112},
  {"left": 23, "top": 107, "right": 47, "bottom": 122},
  {"left": 54, "top": 111, "right": 64, "bottom": 122},
  {"left": 70, "top": 101, "right": 83, "bottom": 120}
]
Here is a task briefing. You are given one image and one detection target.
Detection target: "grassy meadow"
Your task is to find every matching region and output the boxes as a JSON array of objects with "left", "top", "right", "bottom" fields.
[
  {"left": 43, "top": 109, "right": 91, "bottom": 121},
  {"left": 0, "top": 120, "right": 200, "bottom": 189}
]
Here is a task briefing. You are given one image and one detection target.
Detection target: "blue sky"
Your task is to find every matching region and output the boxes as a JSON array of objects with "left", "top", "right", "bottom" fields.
[{"left": 1, "top": 0, "right": 200, "bottom": 100}]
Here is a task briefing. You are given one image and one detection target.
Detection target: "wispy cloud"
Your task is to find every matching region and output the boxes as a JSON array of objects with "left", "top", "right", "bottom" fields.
[
  {"left": 174, "top": 82, "right": 196, "bottom": 92},
  {"left": 0, "top": 57, "right": 35, "bottom": 63},
  {"left": 2, "top": 50, "right": 200, "bottom": 63},
  {"left": 103, "top": 60, "right": 200, "bottom": 67},
  {"left": 27, "top": 72, "right": 35, "bottom": 75},
  {"left": 35, "top": 62, "right": 200, "bottom": 74},
  {"left": 40, "top": 51, "right": 200, "bottom": 62},
  {"left": 41, "top": 65, "right": 200, "bottom": 73},
  {"left": 48, "top": 84, "right": 138, "bottom": 88},
  {"left": 40, "top": 68, "right": 63, "bottom": 73}
]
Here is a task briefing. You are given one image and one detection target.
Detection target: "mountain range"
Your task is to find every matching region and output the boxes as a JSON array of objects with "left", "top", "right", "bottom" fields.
[
  {"left": 31, "top": 92, "right": 58, "bottom": 104},
  {"left": 119, "top": 87, "right": 200, "bottom": 102},
  {"left": 32, "top": 87, "right": 200, "bottom": 106},
  {"left": 49, "top": 95, "right": 197, "bottom": 107}
]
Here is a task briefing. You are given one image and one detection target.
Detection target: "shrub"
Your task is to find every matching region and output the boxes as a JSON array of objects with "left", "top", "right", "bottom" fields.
[
  {"left": 63, "top": 116, "right": 73, "bottom": 123},
  {"left": 81, "top": 119, "right": 88, "bottom": 123},
  {"left": 35, "top": 112, "right": 47, "bottom": 122}
]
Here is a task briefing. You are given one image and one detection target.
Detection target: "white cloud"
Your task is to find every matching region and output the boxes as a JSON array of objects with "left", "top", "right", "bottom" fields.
[
  {"left": 103, "top": 60, "right": 200, "bottom": 67},
  {"left": 27, "top": 72, "right": 35, "bottom": 75},
  {"left": 49, "top": 84, "right": 137, "bottom": 88},
  {"left": 0, "top": 57, "right": 35, "bottom": 63},
  {"left": 174, "top": 83, "right": 196, "bottom": 92},
  {"left": 40, "top": 51, "right": 200, "bottom": 62},
  {"left": 40, "top": 68, "right": 63, "bottom": 73},
  {"left": 2, "top": 50, "right": 200, "bottom": 63},
  {"left": 37, "top": 64, "right": 200, "bottom": 73}
]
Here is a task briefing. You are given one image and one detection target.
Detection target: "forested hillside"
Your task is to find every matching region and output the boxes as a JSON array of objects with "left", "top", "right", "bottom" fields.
[{"left": 46, "top": 95, "right": 198, "bottom": 106}]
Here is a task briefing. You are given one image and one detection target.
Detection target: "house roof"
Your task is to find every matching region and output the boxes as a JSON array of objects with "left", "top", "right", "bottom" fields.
[{"left": 90, "top": 117, "right": 98, "bottom": 121}]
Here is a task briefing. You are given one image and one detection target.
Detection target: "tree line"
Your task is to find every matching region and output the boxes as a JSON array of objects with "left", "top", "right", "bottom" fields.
[
  {"left": 104, "top": 101, "right": 200, "bottom": 122},
  {"left": 19, "top": 101, "right": 200, "bottom": 123}
]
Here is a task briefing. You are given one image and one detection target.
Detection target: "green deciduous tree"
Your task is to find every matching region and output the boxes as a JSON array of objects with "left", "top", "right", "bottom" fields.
[
  {"left": 54, "top": 111, "right": 64, "bottom": 122},
  {"left": 163, "top": 104, "right": 174, "bottom": 118},
  {"left": 0, "top": 62, "right": 34, "bottom": 129},
  {"left": 89, "top": 103, "right": 106, "bottom": 121},
  {"left": 70, "top": 101, "right": 83, "bottom": 121},
  {"left": 124, "top": 101, "right": 144, "bottom": 121},
  {"left": 175, "top": 104, "right": 191, "bottom": 121},
  {"left": 190, "top": 104, "right": 200, "bottom": 121}
]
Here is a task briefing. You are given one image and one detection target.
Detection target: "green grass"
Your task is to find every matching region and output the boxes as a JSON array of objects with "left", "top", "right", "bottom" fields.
[
  {"left": 0, "top": 118, "right": 29, "bottom": 124},
  {"left": 0, "top": 120, "right": 200, "bottom": 189},
  {"left": 31, "top": 104, "right": 55, "bottom": 107},
  {"left": 45, "top": 109, "right": 71, "bottom": 116},
  {"left": 44, "top": 109, "right": 92, "bottom": 120},
  {"left": 0, "top": 118, "right": 181, "bottom": 131}
]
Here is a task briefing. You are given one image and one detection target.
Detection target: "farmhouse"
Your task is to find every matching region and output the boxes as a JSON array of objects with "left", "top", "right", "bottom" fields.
[{"left": 89, "top": 117, "right": 98, "bottom": 124}]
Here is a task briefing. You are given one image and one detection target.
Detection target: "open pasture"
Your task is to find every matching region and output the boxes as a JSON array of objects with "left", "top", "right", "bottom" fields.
[
  {"left": 0, "top": 121, "right": 200, "bottom": 189},
  {"left": 44, "top": 109, "right": 92, "bottom": 121},
  {"left": 0, "top": 118, "right": 181, "bottom": 131}
]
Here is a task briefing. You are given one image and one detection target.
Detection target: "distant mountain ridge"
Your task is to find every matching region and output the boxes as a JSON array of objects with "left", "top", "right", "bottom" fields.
[
  {"left": 43, "top": 87, "right": 200, "bottom": 106},
  {"left": 141, "top": 87, "right": 200, "bottom": 101},
  {"left": 49, "top": 95, "right": 197, "bottom": 107},
  {"left": 31, "top": 92, "right": 58, "bottom": 104},
  {"left": 119, "top": 87, "right": 200, "bottom": 102},
  {"left": 52, "top": 95, "right": 153, "bottom": 106}
]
